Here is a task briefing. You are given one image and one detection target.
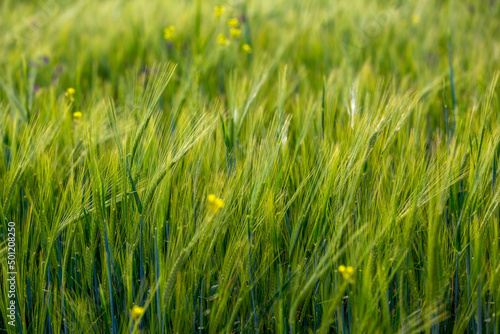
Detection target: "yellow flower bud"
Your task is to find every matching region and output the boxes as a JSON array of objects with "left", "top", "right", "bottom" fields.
[
  {"left": 346, "top": 266, "right": 355, "bottom": 275},
  {"left": 214, "top": 6, "right": 225, "bottom": 18},
  {"left": 217, "top": 34, "right": 229, "bottom": 45},
  {"left": 230, "top": 28, "right": 241, "bottom": 39},
  {"left": 131, "top": 305, "right": 145, "bottom": 320},
  {"left": 242, "top": 44, "right": 252, "bottom": 53},
  {"left": 228, "top": 18, "right": 239, "bottom": 28},
  {"left": 207, "top": 194, "right": 224, "bottom": 213},
  {"left": 164, "top": 26, "right": 175, "bottom": 40}
]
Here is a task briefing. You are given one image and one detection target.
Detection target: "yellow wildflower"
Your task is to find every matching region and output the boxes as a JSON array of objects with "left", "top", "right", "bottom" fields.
[
  {"left": 214, "top": 6, "right": 225, "bottom": 18},
  {"left": 338, "top": 265, "right": 355, "bottom": 283},
  {"left": 228, "top": 18, "right": 239, "bottom": 28},
  {"left": 217, "top": 34, "right": 229, "bottom": 46},
  {"left": 131, "top": 305, "right": 145, "bottom": 320},
  {"left": 411, "top": 15, "right": 420, "bottom": 24},
  {"left": 164, "top": 26, "right": 175, "bottom": 40},
  {"left": 207, "top": 194, "right": 224, "bottom": 213},
  {"left": 230, "top": 28, "right": 241, "bottom": 39},
  {"left": 242, "top": 44, "right": 252, "bottom": 53},
  {"left": 65, "top": 88, "right": 75, "bottom": 102},
  {"left": 73, "top": 111, "right": 82, "bottom": 118}
]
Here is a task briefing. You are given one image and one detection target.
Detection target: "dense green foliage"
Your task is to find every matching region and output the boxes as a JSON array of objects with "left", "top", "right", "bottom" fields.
[{"left": 1, "top": 0, "right": 500, "bottom": 332}]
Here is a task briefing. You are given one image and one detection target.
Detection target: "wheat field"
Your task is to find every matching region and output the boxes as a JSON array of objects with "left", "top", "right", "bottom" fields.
[{"left": 1, "top": 0, "right": 500, "bottom": 333}]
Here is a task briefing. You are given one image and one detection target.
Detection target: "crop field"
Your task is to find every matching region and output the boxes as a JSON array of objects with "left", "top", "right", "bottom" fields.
[{"left": 1, "top": 0, "right": 500, "bottom": 333}]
